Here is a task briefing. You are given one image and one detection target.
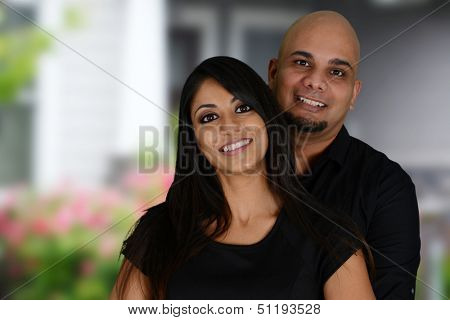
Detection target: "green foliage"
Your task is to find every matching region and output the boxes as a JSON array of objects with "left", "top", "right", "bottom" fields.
[
  {"left": 443, "top": 256, "right": 450, "bottom": 298},
  {"left": 0, "top": 28, "right": 50, "bottom": 104}
]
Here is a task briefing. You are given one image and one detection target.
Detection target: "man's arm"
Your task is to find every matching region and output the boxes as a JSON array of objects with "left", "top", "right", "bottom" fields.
[{"left": 368, "top": 163, "right": 421, "bottom": 299}]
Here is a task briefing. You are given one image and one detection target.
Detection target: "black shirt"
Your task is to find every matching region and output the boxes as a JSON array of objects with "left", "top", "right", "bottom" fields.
[
  {"left": 299, "top": 126, "right": 421, "bottom": 299},
  {"left": 125, "top": 203, "right": 361, "bottom": 299}
]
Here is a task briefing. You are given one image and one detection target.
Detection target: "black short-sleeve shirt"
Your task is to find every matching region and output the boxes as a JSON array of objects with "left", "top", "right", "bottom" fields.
[{"left": 123, "top": 203, "right": 361, "bottom": 299}]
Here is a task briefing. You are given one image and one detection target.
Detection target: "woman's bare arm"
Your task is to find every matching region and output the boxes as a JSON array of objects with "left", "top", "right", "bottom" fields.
[
  {"left": 324, "top": 249, "right": 375, "bottom": 300},
  {"left": 110, "top": 259, "right": 151, "bottom": 300}
]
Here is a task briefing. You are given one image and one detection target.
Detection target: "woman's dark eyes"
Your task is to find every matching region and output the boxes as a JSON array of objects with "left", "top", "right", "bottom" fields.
[
  {"left": 199, "top": 105, "right": 252, "bottom": 123},
  {"left": 200, "top": 113, "right": 219, "bottom": 123},
  {"left": 235, "top": 104, "right": 252, "bottom": 113}
]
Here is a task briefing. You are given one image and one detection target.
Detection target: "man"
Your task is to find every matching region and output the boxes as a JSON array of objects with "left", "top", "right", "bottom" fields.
[{"left": 268, "top": 11, "right": 420, "bottom": 299}]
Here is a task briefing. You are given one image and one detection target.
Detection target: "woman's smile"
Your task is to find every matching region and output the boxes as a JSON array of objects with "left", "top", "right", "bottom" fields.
[{"left": 219, "top": 138, "right": 253, "bottom": 156}]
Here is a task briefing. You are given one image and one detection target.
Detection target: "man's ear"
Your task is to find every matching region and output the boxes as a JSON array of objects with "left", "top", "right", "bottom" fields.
[
  {"left": 350, "top": 79, "right": 362, "bottom": 108},
  {"left": 268, "top": 58, "right": 278, "bottom": 90}
]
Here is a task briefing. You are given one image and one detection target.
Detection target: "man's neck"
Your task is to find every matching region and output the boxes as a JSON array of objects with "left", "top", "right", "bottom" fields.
[{"left": 295, "top": 130, "right": 339, "bottom": 175}]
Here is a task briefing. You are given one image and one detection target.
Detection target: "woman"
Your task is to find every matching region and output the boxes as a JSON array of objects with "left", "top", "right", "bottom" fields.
[{"left": 110, "top": 56, "right": 375, "bottom": 299}]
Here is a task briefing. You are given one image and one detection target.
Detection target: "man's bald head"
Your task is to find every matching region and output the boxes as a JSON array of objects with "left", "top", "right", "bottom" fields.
[
  {"left": 278, "top": 11, "right": 360, "bottom": 67},
  {"left": 268, "top": 10, "right": 362, "bottom": 141}
]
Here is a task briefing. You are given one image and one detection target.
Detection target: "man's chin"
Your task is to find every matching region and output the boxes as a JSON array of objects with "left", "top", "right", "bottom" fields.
[{"left": 285, "top": 113, "right": 327, "bottom": 133}]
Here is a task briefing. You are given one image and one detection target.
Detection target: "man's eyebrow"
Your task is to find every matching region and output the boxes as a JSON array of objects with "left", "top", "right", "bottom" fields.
[
  {"left": 329, "top": 58, "right": 354, "bottom": 71},
  {"left": 289, "top": 51, "right": 313, "bottom": 59},
  {"left": 194, "top": 103, "right": 217, "bottom": 116}
]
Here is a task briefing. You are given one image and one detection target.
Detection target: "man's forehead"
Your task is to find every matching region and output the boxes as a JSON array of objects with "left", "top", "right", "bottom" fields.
[{"left": 282, "top": 27, "right": 360, "bottom": 64}]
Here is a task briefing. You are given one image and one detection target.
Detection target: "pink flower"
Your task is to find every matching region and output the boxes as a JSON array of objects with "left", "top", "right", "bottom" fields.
[
  {"left": 53, "top": 207, "right": 75, "bottom": 234},
  {"left": 31, "top": 218, "right": 50, "bottom": 236},
  {"left": 71, "top": 192, "right": 93, "bottom": 225},
  {"left": 84, "top": 211, "right": 110, "bottom": 230},
  {"left": 0, "top": 219, "right": 25, "bottom": 246}
]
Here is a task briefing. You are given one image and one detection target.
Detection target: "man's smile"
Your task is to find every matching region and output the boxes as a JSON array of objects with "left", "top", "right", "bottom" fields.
[{"left": 295, "top": 95, "right": 328, "bottom": 113}]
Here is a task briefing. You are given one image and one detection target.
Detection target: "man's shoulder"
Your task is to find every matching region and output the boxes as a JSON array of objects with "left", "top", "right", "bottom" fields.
[{"left": 347, "top": 135, "right": 414, "bottom": 187}]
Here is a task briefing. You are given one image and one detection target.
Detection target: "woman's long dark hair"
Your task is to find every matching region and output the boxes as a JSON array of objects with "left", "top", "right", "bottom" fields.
[{"left": 117, "top": 56, "right": 373, "bottom": 299}]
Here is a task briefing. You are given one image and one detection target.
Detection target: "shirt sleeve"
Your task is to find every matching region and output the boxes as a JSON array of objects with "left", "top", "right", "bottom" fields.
[
  {"left": 120, "top": 212, "right": 150, "bottom": 276},
  {"left": 120, "top": 203, "right": 167, "bottom": 277},
  {"left": 369, "top": 162, "right": 421, "bottom": 299},
  {"left": 319, "top": 224, "right": 365, "bottom": 286}
]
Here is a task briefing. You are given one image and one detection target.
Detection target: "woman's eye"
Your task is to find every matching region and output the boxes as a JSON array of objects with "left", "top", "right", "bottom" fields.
[
  {"left": 331, "top": 69, "right": 344, "bottom": 77},
  {"left": 200, "top": 113, "right": 218, "bottom": 123},
  {"left": 235, "top": 104, "right": 252, "bottom": 113},
  {"left": 295, "top": 60, "right": 310, "bottom": 67}
]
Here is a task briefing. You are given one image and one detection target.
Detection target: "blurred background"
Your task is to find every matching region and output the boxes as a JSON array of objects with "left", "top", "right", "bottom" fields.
[{"left": 0, "top": 0, "right": 449, "bottom": 299}]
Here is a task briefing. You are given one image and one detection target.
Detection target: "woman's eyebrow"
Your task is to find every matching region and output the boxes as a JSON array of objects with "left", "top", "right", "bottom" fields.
[
  {"left": 194, "top": 96, "right": 239, "bottom": 116},
  {"left": 194, "top": 104, "right": 217, "bottom": 116}
]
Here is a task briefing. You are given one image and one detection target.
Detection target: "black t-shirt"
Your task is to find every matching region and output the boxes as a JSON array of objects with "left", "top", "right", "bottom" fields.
[
  {"left": 122, "top": 203, "right": 361, "bottom": 299},
  {"left": 299, "top": 126, "right": 421, "bottom": 299}
]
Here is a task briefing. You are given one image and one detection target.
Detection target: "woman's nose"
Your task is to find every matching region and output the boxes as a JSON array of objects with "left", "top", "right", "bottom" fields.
[{"left": 219, "top": 114, "right": 242, "bottom": 132}]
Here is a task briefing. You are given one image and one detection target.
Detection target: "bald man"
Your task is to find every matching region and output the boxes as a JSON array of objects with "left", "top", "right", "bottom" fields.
[{"left": 268, "top": 11, "right": 420, "bottom": 299}]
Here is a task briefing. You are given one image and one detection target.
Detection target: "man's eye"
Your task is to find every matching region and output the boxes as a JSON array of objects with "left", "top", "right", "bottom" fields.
[
  {"left": 295, "top": 60, "right": 310, "bottom": 67},
  {"left": 235, "top": 104, "right": 252, "bottom": 113},
  {"left": 331, "top": 69, "right": 345, "bottom": 77},
  {"left": 200, "top": 113, "right": 218, "bottom": 123}
]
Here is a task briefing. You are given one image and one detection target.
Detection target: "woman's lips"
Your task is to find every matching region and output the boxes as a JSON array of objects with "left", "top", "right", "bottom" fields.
[{"left": 219, "top": 138, "right": 253, "bottom": 156}]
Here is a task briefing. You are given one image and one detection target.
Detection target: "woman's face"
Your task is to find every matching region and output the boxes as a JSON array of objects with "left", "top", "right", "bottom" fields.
[{"left": 190, "top": 78, "right": 268, "bottom": 175}]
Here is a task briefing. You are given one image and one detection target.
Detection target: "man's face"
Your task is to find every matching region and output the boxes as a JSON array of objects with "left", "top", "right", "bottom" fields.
[{"left": 269, "top": 23, "right": 361, "bottom": 137}]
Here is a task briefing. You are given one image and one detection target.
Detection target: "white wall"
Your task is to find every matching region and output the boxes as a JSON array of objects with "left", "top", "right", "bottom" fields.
[{"left": 34, "top": 0, "right": 168, "bottom": 190}]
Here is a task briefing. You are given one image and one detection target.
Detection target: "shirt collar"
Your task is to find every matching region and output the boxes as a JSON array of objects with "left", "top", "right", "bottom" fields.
[{"left": 323, "top": 125, "right": 351, "bottom": 167}]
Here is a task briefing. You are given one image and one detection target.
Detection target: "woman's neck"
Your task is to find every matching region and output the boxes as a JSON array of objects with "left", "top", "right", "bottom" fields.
[{"left": 217, "top": 170, "right": 281, "bottom": 226}]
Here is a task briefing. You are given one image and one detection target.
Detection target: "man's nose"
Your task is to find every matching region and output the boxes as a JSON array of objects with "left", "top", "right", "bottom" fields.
[{"left": 302, "top": 72, "right": 328, "bottom": 92}]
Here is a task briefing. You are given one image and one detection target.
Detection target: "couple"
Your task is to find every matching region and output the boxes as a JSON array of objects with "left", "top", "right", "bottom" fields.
[{"left": 111, "top": 11, "right": 420, "bottom": 300}]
